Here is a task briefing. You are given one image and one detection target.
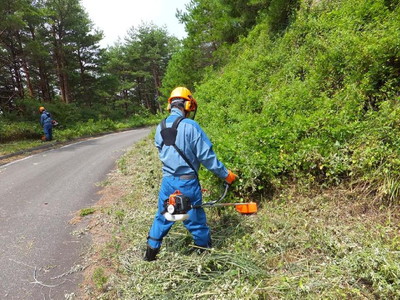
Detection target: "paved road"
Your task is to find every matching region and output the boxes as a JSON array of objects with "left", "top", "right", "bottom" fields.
[{"left": 0, "top": 128, "right": 151, "bottom": 299}]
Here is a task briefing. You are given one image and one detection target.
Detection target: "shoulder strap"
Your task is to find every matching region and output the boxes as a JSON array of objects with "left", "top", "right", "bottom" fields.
[
  {"left": 159, "top": 119, "right": 166, "bottom": 148},
  {"left": 172, "top": 144, "right": 198, "bottom": 178},
  {"left": 161, "top": 118, "right": 166, "bottom": 130},
  {"left": 172, "top": 116, "right": 184, "bottom": 129},
  {"left": 161, "top": 116, "right": 183, "bottom": 131},
  {"left": 160, "top": 116, "right": 198, "bottom": 177}
]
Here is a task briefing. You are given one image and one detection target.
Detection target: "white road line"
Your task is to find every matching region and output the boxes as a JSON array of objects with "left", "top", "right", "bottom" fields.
[{"left": 0, "top": 155, "right": 33, "bottom": 168}]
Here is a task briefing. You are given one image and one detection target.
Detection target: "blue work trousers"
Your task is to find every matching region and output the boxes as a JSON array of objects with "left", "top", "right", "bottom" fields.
[
  {"left": 147, "top": 176, "right": 211, "bottom": 249},
  {"left": 43, "top": 124, "right": 53, "bottom": 141}
]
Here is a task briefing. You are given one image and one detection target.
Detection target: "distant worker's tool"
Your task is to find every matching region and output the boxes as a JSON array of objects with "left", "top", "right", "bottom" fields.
[{"left": 162, "top": 182, "right": 257, "bottom": 222}]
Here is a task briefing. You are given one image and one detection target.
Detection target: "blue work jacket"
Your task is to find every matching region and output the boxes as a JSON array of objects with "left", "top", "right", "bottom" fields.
[
  {"left": 155, "top": 108, "right": 228, "bottom": 179},
  {"left": 40, "top": 111, "right": 53, "bottom": 127}
]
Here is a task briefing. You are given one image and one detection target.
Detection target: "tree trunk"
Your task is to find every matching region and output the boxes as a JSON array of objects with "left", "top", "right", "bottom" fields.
[
  {"left": 16, "top": 31, "right": 34, "bottom": 98},
  {"left": 151, "top": 64, "right": 161, "bottom": 112},
  {"left": 10, "top": 56, "right": 24, "bottom": 98},
  {"left": 38, "top": 61, "right": 52, "bottom": 102},
  {"left": 52, "top": 25, "right": 70, "bottom": 103},
  {"left": 28, "top": 24, "right": 53, "bottom": 102},
  {"left": 77, "top": 47, "right": 90, "bottom": 106}
]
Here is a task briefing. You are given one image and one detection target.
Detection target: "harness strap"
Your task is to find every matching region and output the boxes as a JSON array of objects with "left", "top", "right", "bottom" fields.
[
  {"left": 172, "top": 144, "right": 198, "bottom": 177},
  {"left": 160, "top": 116, "right": 198, "bottom": 178}
]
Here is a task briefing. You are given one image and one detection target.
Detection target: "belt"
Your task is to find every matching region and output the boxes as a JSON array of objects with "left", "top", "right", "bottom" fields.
[{"left": 179, "top": 174, "right": 197, "bottom": 180}]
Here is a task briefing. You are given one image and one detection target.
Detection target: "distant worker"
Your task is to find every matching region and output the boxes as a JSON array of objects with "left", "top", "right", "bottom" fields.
[
  {"left": 39, "top": 106, "right": 53, "bottom": 141},
  {"left": 144, "top": 87, "right": 238, "bottom": 261}
]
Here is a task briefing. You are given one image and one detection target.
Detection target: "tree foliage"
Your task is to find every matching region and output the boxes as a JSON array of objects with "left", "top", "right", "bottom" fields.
[
  {"left": 101, "top": 23, "right": 179, "bottom": 115},
  {"left": 161, "top": 0, "right": 300, "bottom": 97},
  {"left": 0, "top": 0, "right": 102, "bottom": 109},
  {"left": 163, "top": 0, "right": 400, "bottom": 202},
  {"left": 0, "top": 2, "right": 176, "bottom": 121},
  {"left": 185, "top": 0, "right": 400, "bottom": 198}
]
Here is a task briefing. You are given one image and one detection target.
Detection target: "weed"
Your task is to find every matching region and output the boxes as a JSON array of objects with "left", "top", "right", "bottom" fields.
[
  {"left": 192, "top": 0, "right": 400, "bottom": 203},
  {"left": 92, "top": 267, "right": 108, "bottom": 290},
  {"left": 80, "top": 208, "right": 95, "bottom": 217},
  {"left": 380, "top": 175, "right": 400, "bottom": 205},
  {"left": 117, "top": 156, "right": 128, "bottom": 175},
  {"left": 84, "top": 137, "right": 400, "bottom": 299},
  {"left": 0, "top": 140, "right": 42, "bottom": 156}
]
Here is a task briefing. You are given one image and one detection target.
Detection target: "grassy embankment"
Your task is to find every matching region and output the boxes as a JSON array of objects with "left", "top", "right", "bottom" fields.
[
  {"left": 81, "top": 135, "right": 400, "bottom": 299},
  {"left": 0, "top": 115, "right": 160, "bottom": 157},
  {"left": 81, "top": 0, "right": 400, "bottom": 298}
]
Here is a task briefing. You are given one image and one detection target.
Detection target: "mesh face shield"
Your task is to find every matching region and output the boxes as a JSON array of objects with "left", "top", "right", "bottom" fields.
[{"left": 170, "top": 98, "right": 185, "bottom": 110}]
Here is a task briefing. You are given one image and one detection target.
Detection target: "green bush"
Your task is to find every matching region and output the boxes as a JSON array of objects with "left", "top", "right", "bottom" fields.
[
  {"left": 0, "top": 111, "right": 160, "bottom": 156},
  {"left": 0, "top": 120, "right": 42, "bottom": 143},
  {"left": 194, "top": 0, "right": 400, "bottom": 199}
]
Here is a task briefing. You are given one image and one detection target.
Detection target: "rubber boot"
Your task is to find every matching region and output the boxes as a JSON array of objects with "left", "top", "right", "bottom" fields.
[{"left": 144, "top": 246, "right": 159, "bottom": 261}]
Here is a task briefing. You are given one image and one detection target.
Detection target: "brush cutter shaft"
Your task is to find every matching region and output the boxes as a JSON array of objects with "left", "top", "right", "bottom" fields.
[
  {"left": 163, "top": 182, "right": 258, "bottom": 221},
  {"left": 203, "top": 202, "right": 251, "bottom": 207},
  {"left": 201, "top": 202, "right": 258, "bottom": 214},
  {"left": 193, "top": 182, "right": 230, "bottom": 208}
]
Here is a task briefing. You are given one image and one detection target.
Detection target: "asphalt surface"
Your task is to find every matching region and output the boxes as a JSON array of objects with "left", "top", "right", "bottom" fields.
[{"left": 0, "top": 128, "right": 151, "bottom": 299}]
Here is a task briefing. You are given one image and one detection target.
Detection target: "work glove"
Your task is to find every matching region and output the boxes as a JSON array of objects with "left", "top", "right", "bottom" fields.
[{"left": 225, "top": 170, "right": 238, "bottom": 185}]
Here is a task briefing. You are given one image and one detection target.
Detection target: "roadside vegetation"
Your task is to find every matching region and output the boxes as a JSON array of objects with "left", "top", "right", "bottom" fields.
[
  {"left": 3, "top": 0, "right": 400, "bottom": 298},
  {"left": 1, "top": 0, "right": 174, "bottom": 156},
  {"left": 0, "top": 113, "right": 160, "bottom": 156},
  {"left": 193, "top": 0, "right": 400, "bottom": 203},
  {"left": 81, "top": 136, "right": 400, "bottom": 299},
  {"left": 78, "top": 0, "right": 400, "bottom": 298}
]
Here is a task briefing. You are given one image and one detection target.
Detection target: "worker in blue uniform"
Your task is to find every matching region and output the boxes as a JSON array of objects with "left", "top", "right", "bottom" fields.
[
  {"left": 145, "top": 87, "right": 237, "bottom": 261},
  {"left": 39, "top": 106, "right": 53, "bottom": 141}
]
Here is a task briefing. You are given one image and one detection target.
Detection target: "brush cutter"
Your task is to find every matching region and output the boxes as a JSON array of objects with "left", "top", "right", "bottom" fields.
[{"left": 163, "top": 182, "right": 257, "bottom": 222}]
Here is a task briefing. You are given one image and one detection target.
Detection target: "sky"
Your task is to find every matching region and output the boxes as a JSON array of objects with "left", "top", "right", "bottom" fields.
[{"left": 80, "top": 0, "right": 190, "bottom": 48}]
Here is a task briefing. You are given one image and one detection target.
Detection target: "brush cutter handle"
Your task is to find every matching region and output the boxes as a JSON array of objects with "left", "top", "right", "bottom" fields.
[{"left": 193, "top": 182, "right": 230, "bottom": 209}]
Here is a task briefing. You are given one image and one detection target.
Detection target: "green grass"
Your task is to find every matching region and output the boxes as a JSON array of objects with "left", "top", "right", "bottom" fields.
[
  {"left": 83, "top": 136, "right": 400, "bottom": 299},
  {"left": 0, "top": 139, "right": 43, "bottom": 156},
  {"left": 0, "top": 114, "right": 161, "bottom": 157},
  {"left": 92, "top": 267, "right": 108, "bottom": 290},
  {"left": 192, "top": 0, "right": 400, "bottom": 203},
  {"left": 79, "top": 208, "right": 96, "bottom": 217}
]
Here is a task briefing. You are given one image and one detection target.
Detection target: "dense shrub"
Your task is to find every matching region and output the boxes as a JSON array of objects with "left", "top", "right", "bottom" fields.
[
  {"left": 0, "top": 120, "right": 42, "bottom": 143},
  {"left": 194, "top": 0, "right": 400, "bottom": 199},
  {"left": 0, "top": 95, "right": 160, "bottom": 145}
]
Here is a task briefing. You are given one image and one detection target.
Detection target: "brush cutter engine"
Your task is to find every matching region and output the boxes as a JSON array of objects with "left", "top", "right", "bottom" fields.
[
  {"left": 163, "top": 190, "right": 191, "bottom": 221},
  {"left": 162, "top": 183, "right": 258, "bottom": 222}
]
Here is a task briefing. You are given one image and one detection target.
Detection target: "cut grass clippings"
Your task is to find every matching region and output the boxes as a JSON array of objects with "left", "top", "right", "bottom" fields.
[{"left": 82, "top": 135, "right": 400, "bottom": 299}]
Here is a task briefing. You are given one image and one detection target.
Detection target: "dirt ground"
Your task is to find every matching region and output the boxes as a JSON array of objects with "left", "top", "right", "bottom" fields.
[{"left": 73, "top": 168, "right": 130, "bottom": 299}]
